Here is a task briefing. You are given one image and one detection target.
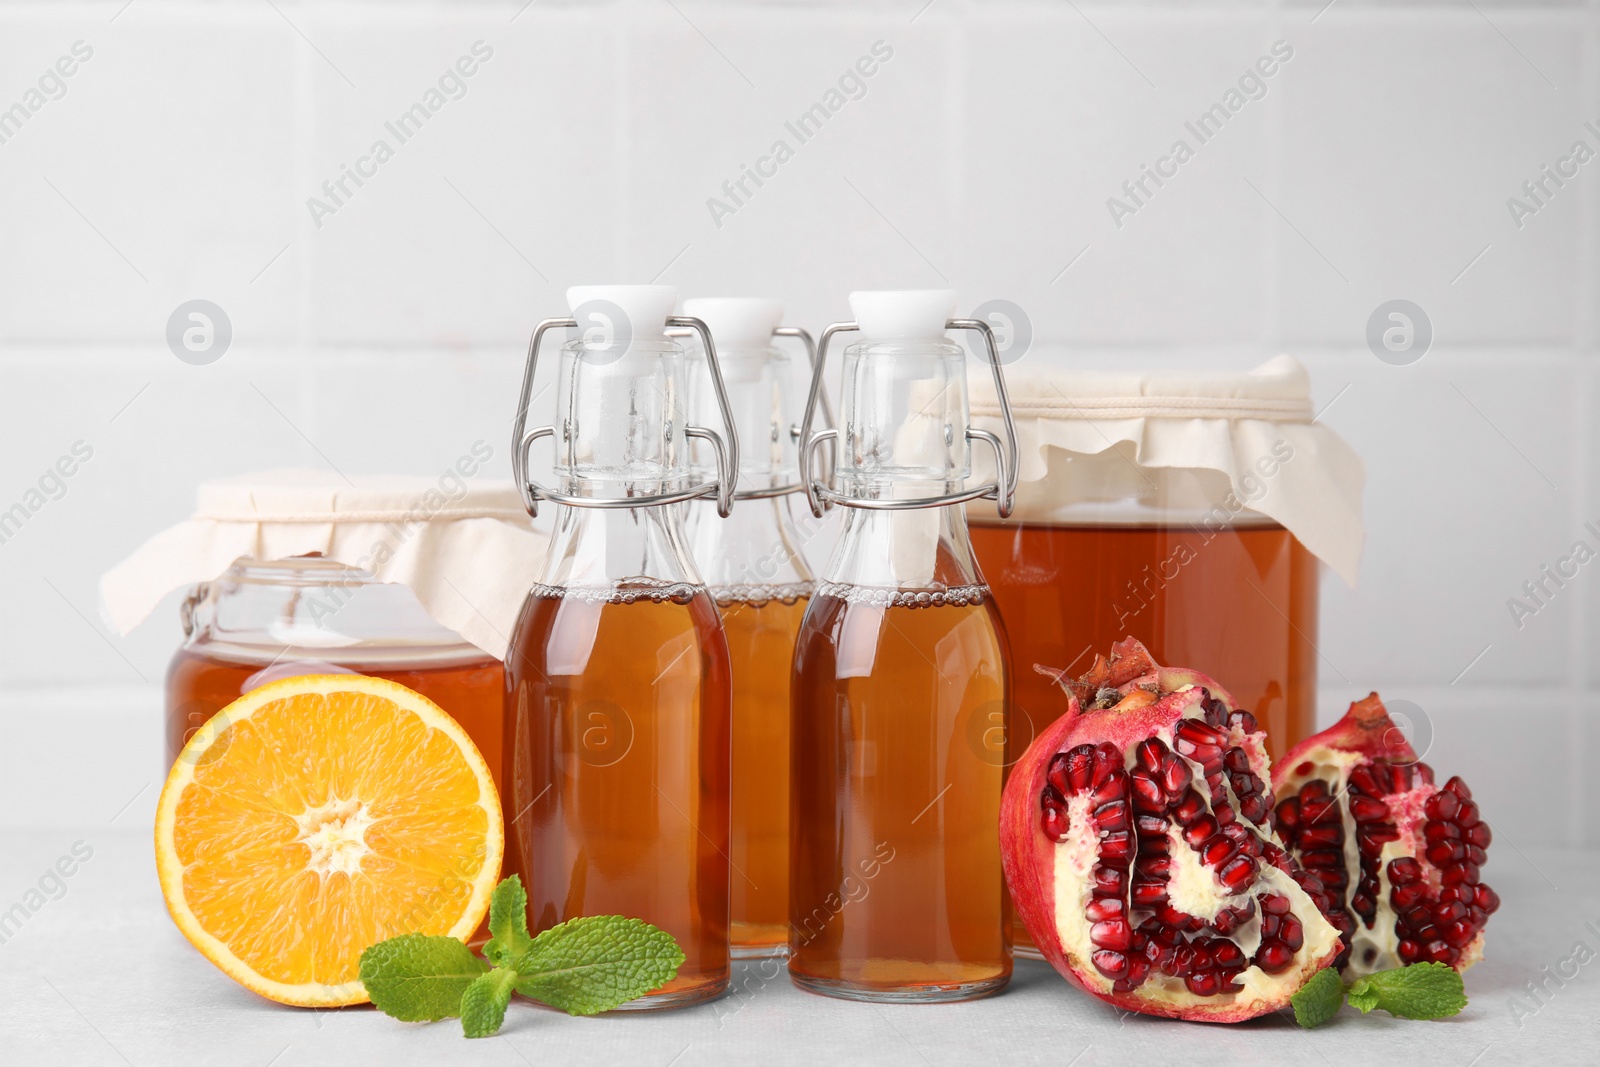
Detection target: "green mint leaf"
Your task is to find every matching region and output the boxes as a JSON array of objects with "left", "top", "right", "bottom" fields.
[
  {"left": 360, "top": 933, "right": 488, "bottom": 1022},
  {"left": 1346, "top": 963, "right": 1467, "bottom": 1021},
  {"left": 460, "top": 967, "right": 518, "bottom": 1038},
  {"left": 1346, "top": 981, "right": 1380, "bottom": 1014},
  {"left": 1291, "top": 967, "right": 1345, "bottom": 1028},
  {"left": 512, "top": 915, "right": 685, "bottom": 1015},
  {"left": 484, "top": 875, "right": 534, "bottom": 967}
]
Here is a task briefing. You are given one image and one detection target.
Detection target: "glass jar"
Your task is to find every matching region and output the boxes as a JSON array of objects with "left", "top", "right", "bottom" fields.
[{"left": 166, "top": 556, "right": 505, "bottom": 786}]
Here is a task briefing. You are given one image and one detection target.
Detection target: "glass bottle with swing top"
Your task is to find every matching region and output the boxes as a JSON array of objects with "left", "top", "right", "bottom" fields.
[
  {"left": 503, "top": 285, "right": 741, "bottom": 1008},
  {"left": 788, "top": 289, "right": 1021, "bottom": 1001}
]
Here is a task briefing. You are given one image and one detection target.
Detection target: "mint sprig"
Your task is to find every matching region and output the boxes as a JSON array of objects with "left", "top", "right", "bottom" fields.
[
  {"left": 360, "top": 875, "right": 685, "bottom": 1038},
  {"left": 1290, "top": 962, "right": 1468, "bottom": 1028}
]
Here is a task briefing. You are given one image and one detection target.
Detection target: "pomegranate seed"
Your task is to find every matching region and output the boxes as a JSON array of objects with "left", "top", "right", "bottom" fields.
[
  {"left": 1261, "top": 893, "right": 1291, "bottom": 916},
  {"left": 1213, "top": 802, "right": 1237, "bottom": 827},
  {"left": 1161, "top": 754, "right": 1193, "bottom": 795},
  {"left": 1218, "top": 855, "right": 1256, "bottom": 889},
  {"left": 1091, "top": 775, "right": 1126, "bottom": 810},
  {"left": 1260, "top": 913, "right": 1281, "bottom": 939},
  {"left": 1426, "top": 841, "right": 1465, "bottom": 867},
  {"left": 1046, "top": 753, "right": 1072, "bottom": 797},
  {"left": 1424, "top": 940, "right": 1454, "bottom": 964},
  {"left": 1274, "top": 797, "right": 1301, "bottom": 831},
  {"left": 1433, "top": 901, "right": 1467, "bottom": 925},
  {"left": 1172, "top": 790, "right": 1207, "bottom": 826},
  {"left": 1280, "top": 916, "right": 1304, "bottom": 951},
  {"left": 1255, "top": 941, "right": 1294, "bottom": 974},
  {"left": 1066, "top": 746, "right": 1095, "bottom": 793},
  {"left": 1415, "top": 762, "right": 1435, "bottom": 785},
  {"left": 1132, "top": 880, "right": 1167, "bottom": 906},
  {"left": 1092, "top": 742, "right": 1122, "bottom": 785},
  {"left": 1301, "top": 849, "right": 1343, "bottom": 870},
  {"left": 1135, "top": 737, "right": 1166, "bottom": 771},
  {"left": 1183, "top": 815, "right": 1220, "bottom": 848},
  {"left": 1223, "top": 748, "right": 1251, "bottom": 774},
  {"left": 1445, "top": 775, "right": 1471, "bottom": 801},
  {"left": 1185, "top": 971, "right": 1221, "bottom": 997},
  {"left": 1426, "top": 790, "right": 1460, "bottom": 822},
  {"left": 1468, "top": 905, "right": 1487, "bottom": 925},
  {"left": 1476, "top": 885, "right": 1501, "bottom": 913},
  {"left": 1131, "top": 773, "right": 1165, "bottom": 814},
  {"left": 1095, "top": 801, "right": 1130, "bottom": 833},
  {"left": 1350, "top": 892, "right": 1375, "bottom": 923},
  {"left": 1444, "top": 919, "right": 1477, "bottom": 947},
  {"left": 1091, "top": 919, "right": 1133, "bottom": 951},
  {"left": 1086, "top": 897, "right": 1125, "bottom": 921},
  {"left": 1464, "top": 822, "right": 1491, "bottom": 848},
  {"left": 1467, "top": 845, "right": 1487, "bottom": 866},
  {"left": 1212, "top": 941, "right": 1245, "bottom": 969},
  {"left": 1040, "top": 786, "right": 1069, "bottom": 841},
  {"left": 1397, "top": 939, "right": 1420, "bottom": 963},
  {"left": 1101, "top": 831, "right": 1134, "bottom": 862},
  {"left": 1349, "top": 795, "right": 1391, "bottom": 823},
  {"left": 1202, "top": 837, "right": 1236, "bottom": 867},
  {"left": 1229, "top": 710, "right": 1258, "bottom": 733},
  {"left": 1093, "top": 866, "right": 1126, "bottom": 895},
  {"left": 1391, "top": 883, "right": 1427, "bottom": 909},
  {"left": 1349, "top": 766, "right": 1383, "bottom": 797},
  {"left": 1092, "top": 950, "right": 1129, "bottom": 980},
  {"left": 1239, "top": 793, "right": 1269, "bottom": 824},
  {"left": 1135, "top": 855, "right": 1171, "bottom": 879},
  {"left": 1456, "top": 800, "right": 1481, "bottom": 828},
  {"left": 1388, "top": 857, "right": 1422, "bottom": 885}
]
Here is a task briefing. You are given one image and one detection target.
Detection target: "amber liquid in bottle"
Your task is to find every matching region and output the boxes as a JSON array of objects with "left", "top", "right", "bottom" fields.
[
  {"left": 717, "top": 588, "right": 809, "bottom": 956},
  {"left": 968, "top": 520, "right": 1318, "bottom": 960},
  {"left": 504, "top": 583, "right": 732, "bottom": 1008},
  {"left": 789, "top": 585, "right": 1011, "bottom": 999}
]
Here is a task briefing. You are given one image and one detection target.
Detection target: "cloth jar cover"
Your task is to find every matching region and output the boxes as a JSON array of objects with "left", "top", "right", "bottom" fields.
[
  {"left": 967, "top": 354, "right": 1365, "bottom": 584},
  {"left": 100, "top": 470, "right": 548, "bottom": 658}
]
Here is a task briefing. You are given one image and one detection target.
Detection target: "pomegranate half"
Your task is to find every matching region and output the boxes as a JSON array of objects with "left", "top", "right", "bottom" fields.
[
  {"left": 1001, "top": 639, "right": 1341, "bottom": 1022},
  {"left": 1273, "top": 693, "right": 1498, "bottom": 978}
]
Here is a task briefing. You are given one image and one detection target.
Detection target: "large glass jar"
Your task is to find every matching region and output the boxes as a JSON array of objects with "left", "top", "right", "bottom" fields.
[{"left": 165, "top": 556, "right": 505, "bottom": 791}]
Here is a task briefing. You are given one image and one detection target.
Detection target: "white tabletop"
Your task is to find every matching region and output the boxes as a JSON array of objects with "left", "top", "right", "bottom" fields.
[{"left": 0, "top": 828, "right": 1592, "bottom": 1066}]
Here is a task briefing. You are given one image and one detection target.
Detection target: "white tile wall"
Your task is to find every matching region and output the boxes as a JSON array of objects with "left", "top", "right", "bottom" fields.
[{"left": 0, "top": 0, "right": 1594, "bottom": 848}]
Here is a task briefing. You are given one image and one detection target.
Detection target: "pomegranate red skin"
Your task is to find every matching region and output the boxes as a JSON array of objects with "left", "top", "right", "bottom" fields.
[
  {"left": 1279, "top": 692, "right": 1418, "bottom": 768},
  {"left": 1001, "top": 659, "right": 1341, "bottom": 1023}
]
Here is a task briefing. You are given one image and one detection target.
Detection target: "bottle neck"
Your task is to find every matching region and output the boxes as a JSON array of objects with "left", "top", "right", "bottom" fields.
[
  {"left": 819, "top": 499, "right": 986, "bottom": 594},
  {"left": 536, "top": 502, "right": 704, "bottom": 594},
  {"left": 685, "top": 494, "right": 817, "bottom": 599}
]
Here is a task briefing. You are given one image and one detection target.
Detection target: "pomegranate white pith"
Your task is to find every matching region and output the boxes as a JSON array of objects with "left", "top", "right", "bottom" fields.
[
  {"left": 1273, "top": 694, "right": 1498, "bottom": 979},
  {"left": 1002, "top": 640, "right": 1341, "bottom": 1022}
]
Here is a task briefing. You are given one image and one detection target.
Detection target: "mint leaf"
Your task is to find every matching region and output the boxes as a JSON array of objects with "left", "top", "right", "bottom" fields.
[
  {"left": 1345, "top": 963, "right": 1467, "bottom": 1021},
  {"left": 484, "top": 875, "right": 534, "bottom": 967},
  {"left": 1291, "top": 967, "right": 1345, "bottom": 1028},
  {"left": 360, "top": 933, "right": 488, "bottom": 1022},
  {"left": 513, "top": 915, "right": 685, "bottom": 1015},
  {"left": 460, "top": 967, "right": 518, "bottom": 1038}
]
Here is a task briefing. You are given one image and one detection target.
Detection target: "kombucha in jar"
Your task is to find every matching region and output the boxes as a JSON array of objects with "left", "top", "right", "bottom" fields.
[
  {"left": 682, "top": 297, "right": 818, "bottom": 959},
  {"left": 164, "top": 557, "right": 504, "bottom": 784},
  {"left": 503, "top": 285, "right": 737, "bottom": 1008},
  {"left": 787, "top": 290, "right": 1017, "bottom": 1002}
]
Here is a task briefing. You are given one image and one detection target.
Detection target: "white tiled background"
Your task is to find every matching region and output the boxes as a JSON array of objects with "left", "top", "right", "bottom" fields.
[{"left": 0, "top": 0, "right": 1593, "bottom": 852}]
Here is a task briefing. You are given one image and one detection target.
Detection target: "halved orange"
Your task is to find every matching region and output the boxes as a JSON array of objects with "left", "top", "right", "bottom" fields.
[{"left": 155, "top": 674, "right": 503, "bottom": 1007}]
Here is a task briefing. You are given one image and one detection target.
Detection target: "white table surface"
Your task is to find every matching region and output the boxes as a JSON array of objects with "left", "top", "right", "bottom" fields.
[{"left": 0, "top": 828, "right": 1594, "bottom": 1066}]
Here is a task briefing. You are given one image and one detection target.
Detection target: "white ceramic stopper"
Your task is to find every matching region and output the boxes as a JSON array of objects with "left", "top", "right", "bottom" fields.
[
  {"left": 682, "top": 297, "right": 783, "bottom": 350},
  {"left": 566, "top": 284, "right": 678, "bottom": 357},
  {"left": 848, "top": 289, "right": 957, "bottom": 344}
]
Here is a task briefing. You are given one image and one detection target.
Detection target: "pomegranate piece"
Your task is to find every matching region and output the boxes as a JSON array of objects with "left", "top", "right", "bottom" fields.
[
  {"left": 1001, "top": 638, "right": 1341, "bottom": 1023},
  {"left": 1272, "top": 693, "right": 1498, "bottom": 978}
]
